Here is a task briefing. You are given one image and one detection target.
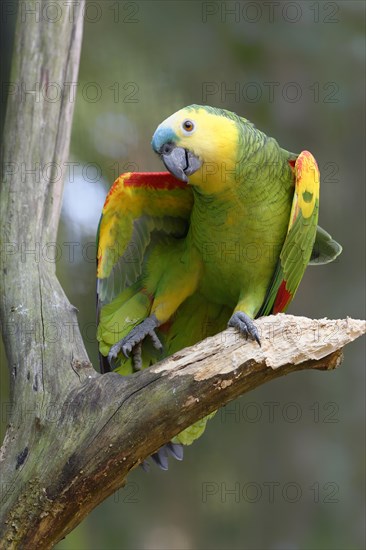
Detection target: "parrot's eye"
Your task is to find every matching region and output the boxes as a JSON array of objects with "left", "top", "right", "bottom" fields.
[{"left": 182, "top": 120, "right": 195, "bottom": 134}]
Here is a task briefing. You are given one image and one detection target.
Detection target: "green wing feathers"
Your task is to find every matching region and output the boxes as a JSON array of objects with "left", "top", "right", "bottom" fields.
[
  {"left": 259, "top": 151, "right": 320, "bottom": 316},
  {"left": 96, "top": 172, "right": 193, "bottom": 371},
  {"left": 96, "top": 172, "right": 193, "bottom": 303}
]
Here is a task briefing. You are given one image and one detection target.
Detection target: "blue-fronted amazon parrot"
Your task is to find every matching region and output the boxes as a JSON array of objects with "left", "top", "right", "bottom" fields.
[{"left": 96, "top": 105, "right": 341, "bottom": 468}]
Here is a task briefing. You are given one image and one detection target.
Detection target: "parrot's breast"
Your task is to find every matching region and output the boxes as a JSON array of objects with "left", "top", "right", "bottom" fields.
[{"left": 188, "top": 181, "right": 293, "bottom": 311}]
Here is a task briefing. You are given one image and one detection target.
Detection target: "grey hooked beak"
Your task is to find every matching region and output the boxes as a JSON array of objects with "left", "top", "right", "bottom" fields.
[{"left": 160, "top": 144, "right": 202, "bottom": 183}]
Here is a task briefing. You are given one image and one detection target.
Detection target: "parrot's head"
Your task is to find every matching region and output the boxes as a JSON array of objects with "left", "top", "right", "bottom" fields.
[{"left": 151, "top": 105, "right": 240, "bottom": 192}]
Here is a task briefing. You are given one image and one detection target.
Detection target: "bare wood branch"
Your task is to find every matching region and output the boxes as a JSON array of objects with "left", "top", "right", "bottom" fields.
[
  {"left": 1, "top": 312, "right": 365, "bottom": 548},
  {"left": 0, "top": 2, "right": 365, "bottom": 549}
]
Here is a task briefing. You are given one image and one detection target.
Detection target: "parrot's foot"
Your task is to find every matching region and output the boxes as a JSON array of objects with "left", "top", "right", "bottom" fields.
[
  {"left": 141, "top": 442, "right": 184, "bottom": 472},
  {"left": 108, "top": 314, "right": 163, "bottom": 370},
  {"left": 228, "top": 311, "right": 261, "bottom": 346}
]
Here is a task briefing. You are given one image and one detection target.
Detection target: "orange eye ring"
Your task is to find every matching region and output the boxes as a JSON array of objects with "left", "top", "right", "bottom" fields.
[{"left": 182, "top": 119, "right": 195, "bottom": 132}]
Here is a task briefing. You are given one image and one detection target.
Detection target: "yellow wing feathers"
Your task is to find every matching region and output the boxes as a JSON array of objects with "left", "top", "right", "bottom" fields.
[{"left": 289, "top": 151, "right": 320, "bottom": 227}]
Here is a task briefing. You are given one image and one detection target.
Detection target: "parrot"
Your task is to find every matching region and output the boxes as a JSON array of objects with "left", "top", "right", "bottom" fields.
[{"left": 96, "top": 104, "right": 342, "bottom": 469}]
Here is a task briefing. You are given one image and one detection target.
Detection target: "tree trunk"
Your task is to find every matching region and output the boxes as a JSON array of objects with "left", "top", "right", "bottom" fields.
[{"left": 0, "top": 2, "right": 365, "bottom": 548}]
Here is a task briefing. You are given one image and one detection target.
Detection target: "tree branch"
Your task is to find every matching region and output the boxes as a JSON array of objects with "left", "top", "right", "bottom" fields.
[
  {"left": 0, "top": 313, "right": 365, "bottom": 548},
  {"left": 0, "top": 3, "right": 365, "bottom": 549}
]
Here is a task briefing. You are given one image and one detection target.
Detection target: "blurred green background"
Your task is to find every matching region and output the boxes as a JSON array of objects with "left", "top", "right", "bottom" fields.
[{"left": 1, "top": 1, "right": 365, "bottom": 549}]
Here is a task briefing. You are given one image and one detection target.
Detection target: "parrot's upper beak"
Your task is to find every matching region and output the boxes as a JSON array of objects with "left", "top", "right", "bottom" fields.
[{"left": 160, "top": 144, "right": 202, "bottom": 183}]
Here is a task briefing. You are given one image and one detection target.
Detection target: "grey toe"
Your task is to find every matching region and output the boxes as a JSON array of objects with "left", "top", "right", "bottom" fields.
[{"left": 228, "top": 311, "right": 261, "bottom": 346}]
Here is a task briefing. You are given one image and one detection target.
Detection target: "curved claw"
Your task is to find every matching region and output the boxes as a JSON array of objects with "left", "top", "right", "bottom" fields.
[
  {"left": 141, "top": 442, "right": 184, "bottom": 472},
  {"left": 108, "top": 314, "right": 163, "bottom": 370},
  {"left": 122, "top": 345, "right": 131, "bottom": 359},
  {"left": 228, "top": 311, "right": 261, "bottom": 346},
  {"left": 166, "top": 442, "right": 184, "bottom": 461},
  {"left": 151, "top": 447, "right": 169, "bottom": 470}
]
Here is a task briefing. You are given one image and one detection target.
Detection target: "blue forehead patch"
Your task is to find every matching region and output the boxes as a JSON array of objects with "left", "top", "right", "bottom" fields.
[{"left": 151, "top": 125, "right": 178, "bottom": 153}]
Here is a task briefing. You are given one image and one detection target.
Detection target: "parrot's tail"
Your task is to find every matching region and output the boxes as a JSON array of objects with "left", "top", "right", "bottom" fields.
[
  {"left": 162, "top": 293, "right": 230, "bottom": 447},
  {"left": 99, "top": 290, "right": 232, "bottom": 466}
]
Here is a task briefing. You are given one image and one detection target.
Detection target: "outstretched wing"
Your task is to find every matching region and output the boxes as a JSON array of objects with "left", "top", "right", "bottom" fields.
[
  {"left": 258, "top": 151, "right": 320, "bottom": 316},
  {"left": 96, "top": 172, "right": 193, "bottom": 371},
  {"left": 97, "top": 172, "right": 193, "bottom": 305}
]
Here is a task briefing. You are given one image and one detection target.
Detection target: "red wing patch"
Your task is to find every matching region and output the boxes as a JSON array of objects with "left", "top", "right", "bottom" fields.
[
  {"left": 124, "top": 172, "right": 186, "bottom": 190},
  {"left": 288, "top": 159, "right": 296, "bottom": 169},
  {"left": 273, "top": 280, "right": 292, "bottom": 314},
  {"left": 103, "top": 172, "right": 187, "bottom": 209}
]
